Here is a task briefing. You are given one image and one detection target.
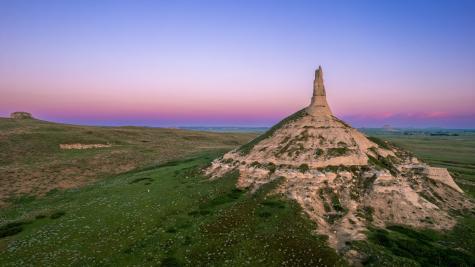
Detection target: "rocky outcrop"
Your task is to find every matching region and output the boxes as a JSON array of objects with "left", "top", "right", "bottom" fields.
[
  {"left": 10, "top": 112, "right": 33, "bottom": 119},
  {"left": 206, "top": 67, "right": 473, "bottom": 262},
  {"left": 425, "top": 166, "right": 463, "bottom": 193},
  {"left": 59, "top": 143, "right": 112, "bottom": 150}
]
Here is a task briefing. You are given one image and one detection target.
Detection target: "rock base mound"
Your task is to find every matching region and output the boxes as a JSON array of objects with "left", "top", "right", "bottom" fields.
[{"left": 206, "top": 67, "right": 473, "bottom": 261}]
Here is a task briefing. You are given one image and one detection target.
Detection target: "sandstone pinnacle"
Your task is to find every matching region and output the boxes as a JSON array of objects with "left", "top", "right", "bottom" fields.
[
  {"left": 307, "top": 66, "right": 332, "bottom": 116},
  {"left": 314, "top": 65, "right": 325, "bottom": 96}
]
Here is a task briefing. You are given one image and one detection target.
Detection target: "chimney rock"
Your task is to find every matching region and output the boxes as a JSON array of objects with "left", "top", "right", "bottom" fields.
[{"left": 307, "top": 66, "right": 332, "bottom": 116}]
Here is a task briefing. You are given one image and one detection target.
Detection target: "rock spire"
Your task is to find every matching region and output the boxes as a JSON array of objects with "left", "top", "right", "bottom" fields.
[{"left": 307, "top": 66, "right": 332, "bottom": 116}]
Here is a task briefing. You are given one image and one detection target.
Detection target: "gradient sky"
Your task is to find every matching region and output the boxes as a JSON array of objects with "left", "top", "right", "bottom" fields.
[{"left": 1, "top": 0, "right": 474, "bottom": 128}]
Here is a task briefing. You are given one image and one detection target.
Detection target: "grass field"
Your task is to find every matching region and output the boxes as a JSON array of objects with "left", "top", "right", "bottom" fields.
[{"left": 0, "top": 151, "right": 344, "bottom": 266}]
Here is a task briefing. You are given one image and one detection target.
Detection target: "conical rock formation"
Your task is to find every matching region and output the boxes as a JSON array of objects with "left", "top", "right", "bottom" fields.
[{"left": 206, "top": 67, "right": 473, "bottom": 261}]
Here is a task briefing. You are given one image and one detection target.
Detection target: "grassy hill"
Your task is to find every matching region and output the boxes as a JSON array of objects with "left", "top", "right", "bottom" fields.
[{"left": 0, "top": 117, "right": 257, "bottom": 207}]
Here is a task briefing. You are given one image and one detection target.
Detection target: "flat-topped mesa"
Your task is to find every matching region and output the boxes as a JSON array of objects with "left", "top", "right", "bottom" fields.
[{"left": 307, "top": 66, "right": 332, "bottom": 116}]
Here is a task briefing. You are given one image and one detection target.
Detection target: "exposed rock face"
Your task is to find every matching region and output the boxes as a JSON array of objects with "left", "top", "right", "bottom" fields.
[
  {"left": 59, "top": 143, "right": 112, "bottom": 150},
  {"left": 206, "top": 67, "right": 473, "bottom": 261},
  {"left": 307, "top": 66, "right": 332, "bottom": 116},
  {"left": 10, "top": 112, "right": 33, "bottom": 119}
]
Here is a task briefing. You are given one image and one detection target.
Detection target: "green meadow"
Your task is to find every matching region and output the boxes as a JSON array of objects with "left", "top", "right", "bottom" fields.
[{"left": 0, "top": 151, "right": 344, "bottom": 266}]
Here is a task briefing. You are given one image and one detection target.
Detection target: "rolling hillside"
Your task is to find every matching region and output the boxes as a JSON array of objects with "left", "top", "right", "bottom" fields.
[{"left": 0, "top": 117, "right": 257, "bottom": 207}]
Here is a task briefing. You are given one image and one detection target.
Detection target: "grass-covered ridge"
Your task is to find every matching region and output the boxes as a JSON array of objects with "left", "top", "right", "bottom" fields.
[
  {"left": 0, "top": 117, "right": 257, "bottom": 206},
  {"left": 0, "top": 151, "right": 345, "bottom": 266},
  {"left": 237, "top": 108, "right": 307, "bottom": 155}
]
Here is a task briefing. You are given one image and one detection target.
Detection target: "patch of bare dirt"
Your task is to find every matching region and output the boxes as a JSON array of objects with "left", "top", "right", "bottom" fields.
[{"left": 59, "top": 144, "right": 112, "bottom": 149}]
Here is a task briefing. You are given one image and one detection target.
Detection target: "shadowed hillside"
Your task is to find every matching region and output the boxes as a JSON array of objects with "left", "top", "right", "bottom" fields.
[{"left": 0, "top": 117, "right": 258, "bottom": 207}]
